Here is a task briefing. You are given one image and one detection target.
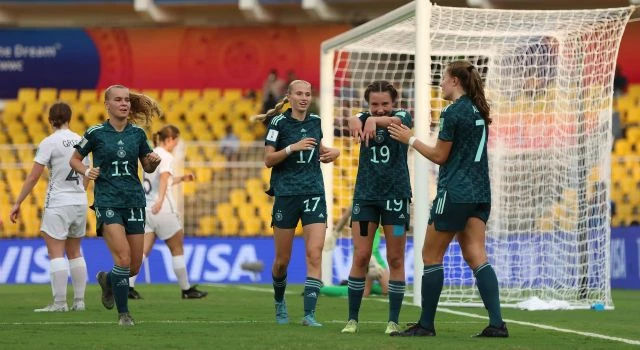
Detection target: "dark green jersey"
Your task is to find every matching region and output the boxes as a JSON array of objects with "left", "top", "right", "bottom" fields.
[
  {"left": 265, "top": 109, "right": 325, "bottom": 196},
  {"left": 353, "top": 110, "right": 412, "bottom": 200},
  {"left": 438, "top": 95, "right": 490, "bottom": 203},
  {"left": 75, "top": 121, "right": 153, "bottom": 208}
]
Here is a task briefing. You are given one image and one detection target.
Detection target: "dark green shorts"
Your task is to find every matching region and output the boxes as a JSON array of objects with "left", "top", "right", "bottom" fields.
[
  {"left": 428, "top": 191, "right": 490, "bottom": 232},
  {"left": 95, "top": 207, "right": 146, "bottom": 236},
  {"left": 272, "top": 195, "right": 327, "bottom": 229},
  {"left": 351, "top": 198, "right": 410, "bottom": 230}
]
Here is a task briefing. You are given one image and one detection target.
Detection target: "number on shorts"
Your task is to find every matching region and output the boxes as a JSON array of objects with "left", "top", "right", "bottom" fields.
[
  {"left": 303, "top": 197, "right": 321, "bottom": 212},
  {"left": 386, "top": 199, "right": 403, "bottom": 212},
  {"left": 128, "top": 208, "right": 144, "bottom": 222}
]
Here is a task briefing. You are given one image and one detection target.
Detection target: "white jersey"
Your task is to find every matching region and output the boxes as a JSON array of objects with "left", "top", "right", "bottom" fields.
[
  {"left": 34, "top": 128, "right": 90, "bottom": 208},
  {"left": 143, "top": 146, "right": 177, "bottom": 213}
]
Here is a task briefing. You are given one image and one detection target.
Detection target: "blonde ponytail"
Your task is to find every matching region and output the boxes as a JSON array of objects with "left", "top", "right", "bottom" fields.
[
  {"left": 251, "top": 96, "right": 289, "bottom": 123},
  {"left": 129, "top": 91, "right": 162, "bottom": 125}
]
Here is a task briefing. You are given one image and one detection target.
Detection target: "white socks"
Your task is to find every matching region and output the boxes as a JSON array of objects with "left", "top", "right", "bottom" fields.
[
  {"left": 172, "top": 255, "right": 190, "bottom": 290},
  {"left": 68, "top": 257, "right": 87, "bottom": 302},
  {"left": 129, "top": 254, "right": 146, "bottom": 288},
  {"left": 49, "top": 258, "right": 68, "bottom": 305}
]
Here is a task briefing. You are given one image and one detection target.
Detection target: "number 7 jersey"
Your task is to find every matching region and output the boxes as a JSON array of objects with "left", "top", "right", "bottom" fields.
[{"left": 353, "top": 110, "right": 413, "bottom": 200}]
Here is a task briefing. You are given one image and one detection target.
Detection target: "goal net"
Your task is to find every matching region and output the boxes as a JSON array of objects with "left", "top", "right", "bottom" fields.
[{"left": 321, "top": 1, "right": 633, "bottom": 309}]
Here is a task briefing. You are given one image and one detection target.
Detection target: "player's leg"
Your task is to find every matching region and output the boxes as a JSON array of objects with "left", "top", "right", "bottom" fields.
[
  {"left": 271, "top": 196, "right": 299, "bottom": 324},
  {"left": 35, "top": 230, "right": 68, "bottom": 312},
  {"left": 381, "top": 198, "right": 409, "bottom": 334},
  {"left": 300, "top": 194, "right": 327, "bottom": 327},
  {"left": 342, "top": 200, "right": 377, "bottom": 332},
  {"left": 458, "top": 206, "right": 508, "bottom": 338},
  {"left": 128, "top": 230, "right": 154, "bottom": 299},
  {"left": 65, "top": 238, "right": 86, "bottom": 311},
  {"left": 67, "top": 205, "right": 87, "bottom": 311},
  {"left": 165, "top": 228, "right": 207, "bottom": 299}
]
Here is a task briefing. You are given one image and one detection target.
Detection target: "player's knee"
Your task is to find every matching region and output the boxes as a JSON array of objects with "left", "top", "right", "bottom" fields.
[
  {"left": 113, "top": 253, "right": 131, "bottom": 267},
  {"left": 272, "top": 259, "right": 290, "bottom": 275},
  {"left": 305, "top": 250, "right": 321, "bottom": 267},
  {"left": 386, "top": 255, "right": 404, "bottom": 271},
  {"left": 352, "top": 251, "right": 372, "bottom": 268}
]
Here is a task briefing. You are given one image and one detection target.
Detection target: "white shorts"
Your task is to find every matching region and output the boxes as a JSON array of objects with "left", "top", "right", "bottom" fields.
[
  {"left": 40, "top": 205, "right": 87, "bottom": 240},
  {"left": 145, "top": 209, "right": 182, "bottom": 240}
]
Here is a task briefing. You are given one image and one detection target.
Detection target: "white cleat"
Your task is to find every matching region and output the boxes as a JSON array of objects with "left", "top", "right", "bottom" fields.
[
  {"left": 34, "top": 303, "right": 68, "bottom": 312},
  {"left": 71, "top": 300, "right": 85, "bottom": 311}
]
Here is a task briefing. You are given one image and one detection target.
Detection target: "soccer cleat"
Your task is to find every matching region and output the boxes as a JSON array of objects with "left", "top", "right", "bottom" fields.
[
  {"left": 181, "top": 285, "right": 208, "bottom": 299},
  {"left": 96, "top": 271, "right": 114, "bottom": 310},
  {"left": 390, "top": 322, "right": 436, "bottom": 337},
  {"left": 474, "top": 322, "right": 509, "bottom": 338},
  {"left": 34, "top": 303, "right": 68, "bottom": 312},
  {"left": 71, "top": 300, "right": 85, "bottom": 311},
  {"left": 275, "top": 299, "right": 289, "bottom": 324},
  {"left": 301, "top": 312, "right": 322, "bottom": 327},
  {"left": 128, "top": 288, "right": 143, "bottom": 300},
  {"left": 118, "top": 312, "right": 135, "bottom": 327},
  {"left": 341, "top": 319, "right": 358, "bottom": 333},
  {"left": 385, "top": 321, "right": 401, "bottom": 334}
]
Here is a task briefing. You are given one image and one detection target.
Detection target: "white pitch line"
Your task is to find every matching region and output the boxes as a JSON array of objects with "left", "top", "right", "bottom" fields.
[{"left": 0, "top": 319, "right": 478, "bottom": 326}]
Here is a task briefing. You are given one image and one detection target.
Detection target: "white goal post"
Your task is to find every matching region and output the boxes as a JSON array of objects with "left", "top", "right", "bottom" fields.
[{"left": 320, "top": 0, "right": 633, "bottom": 309}]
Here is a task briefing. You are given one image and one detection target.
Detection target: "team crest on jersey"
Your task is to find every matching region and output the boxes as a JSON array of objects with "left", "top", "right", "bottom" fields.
[
  {"left": 117, "top": 149, "right": 127, "bottom": 158},
  {"left": 353, "top": 204, "right": 361, "bottom": 215},
  {"left": 106, "top": 209, "right": 115, "bottom": 218},
  {"left": 375, "top": 130, "right": 385, "bottom": 144},
  {"left": 275, "top": 211, "right": 283, "bottom": 221}
]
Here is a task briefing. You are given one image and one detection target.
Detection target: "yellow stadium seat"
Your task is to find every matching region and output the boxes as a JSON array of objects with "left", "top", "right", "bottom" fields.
[
  {"left": 38, "top": 88, "right": 58, "bottom": 104},
  {"left": 237, "top": 203, "right": 256, "bottom": 221},
  {"left": 223, "top": 89, "right": 243, "bottom": 103},
  {"left": 161, "top": 89, "right": 181, "bottom": 105},
  {"left": 216, "top": 202, "right": 235, "bottom": 218},
  {"left": 198, "top": 215, "right": 218, "bottom": 236},
  {"left": 78, "top": 89, "right": 98, "bottom": 104},
  {"left": 17, "top": 88, "right": 37, "bottom": 103},
  {"left": 627, "top": 84, "right": 640, "bottom": 98},
  {"left": 261, "top": 167, "right": 271, "bottom": 185},
  {"left": 203, "top": 88, "right": 221, "bottom": 103},
  {"left": 3, "top": 100, "right": 23, "bottom": 116},
  {"left": 58, "top": 89, "right": 78, "bottom": 103},
  {"left": 245, "top": 178, "right": 264, "bottom": 193},
  {"left": 182, "top": 89, "right": 201, "bottom": 105},
  {"left": 258, "top": 204, "right": 272, "bottom": 224},
  {"left": 295, "top": 221, "right": 303, "bottom": 236},
  {"left": 242, "top": 217, "right": 262, "bottom": 236},
  {"left": 142, "top": 89, "right": 160, "bottom": 102},
  {"left": 229, "top": 188, "right": 248, "bottom": 206},
  {"left": 221, "top": 216, "right": 240, "bottom": 236}
]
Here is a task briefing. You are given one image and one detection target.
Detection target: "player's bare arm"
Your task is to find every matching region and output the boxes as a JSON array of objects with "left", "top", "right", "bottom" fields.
[{"left": 387, "top": 123, "right": 452, "bottom": 165}]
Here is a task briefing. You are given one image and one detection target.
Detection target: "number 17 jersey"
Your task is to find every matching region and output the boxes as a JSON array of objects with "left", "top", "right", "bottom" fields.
[{"left": 353, "top": 110, "right": 412, "bottom": 200}]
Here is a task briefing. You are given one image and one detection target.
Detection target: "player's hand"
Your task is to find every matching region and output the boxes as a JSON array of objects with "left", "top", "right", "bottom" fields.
[
  {"left": 151, "top": 202, "right": 162, "bottom": 215},
  {"left": 182, "top": 173, "right": 195, "bottom": 182},
  {"left": 86, "top": 167, "right": 100, "bottom": 180},
  {"left": 319, "top": 147, "right": 340, "bottom": 163},
  {"left": 292, "top": 138, "right": 317, "bottom": 152},
  {"left": 348, "top": 117, "right": 364, "bottom": 143},
  {"left": 9, "top": 204, "right": 20, "bottom": 223},
  {"left": 387, "top": 123, "right": 413, "bottom": 144},
  {"left": 146, "top": 152, "right": 162, "bottom": 166},
  {"left": 362, "top": 117, "right": 377, "bottom": 147}
]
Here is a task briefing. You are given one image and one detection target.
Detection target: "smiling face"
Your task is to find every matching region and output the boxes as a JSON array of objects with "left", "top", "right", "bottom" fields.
[
  {"left": 105, "top": 86, "right": 130, "bottom": 120},
  {"left": 287, "top": 81, "right": 312, "bottom": 114},
  {"left": 367, "top": 91, "right": 394, "bottom": 117}
]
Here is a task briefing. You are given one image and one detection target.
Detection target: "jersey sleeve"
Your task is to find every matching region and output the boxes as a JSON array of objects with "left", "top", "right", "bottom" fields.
[
  {"left": 394, "top": 110, "right": 413, "bottom": 128},
  {"left": 33, "top": 139, "right": 52, "bottom": 166},
  {"left": 357, "top": 112, "right": 367, "bottom": 124},
  {"left": 158, "top": 153, "right": 174, "bottom": 175},
  {"left": 74, "top": 130, "right": 95, "bottom": 157},
  {"left": 438, "top": 108, "right": 457, "bottom": 142},
  {"left": 138, "top": 130, "right": 153, "bottom": 157},
  {"left": 265, "top": 118, "right": 281, "bottom": 148}
]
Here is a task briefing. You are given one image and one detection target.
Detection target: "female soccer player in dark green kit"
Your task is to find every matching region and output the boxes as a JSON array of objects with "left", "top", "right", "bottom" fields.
[
  {"left": 388, "top": 60, "right": 507, "bottom": 338},
  {"left": 341, "top": 81, "right": 412, "bottom": 335},
  {"left": 70, "top": 85, "right": 162, "bottom": 326},
  {"left": 254, "top": 80, "right": 340, "bottom": 327}
]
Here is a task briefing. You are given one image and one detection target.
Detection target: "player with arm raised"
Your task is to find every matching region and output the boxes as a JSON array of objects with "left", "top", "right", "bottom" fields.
[
  {"left": 341, "top": 81, "right": 412, "bottom": 335},
  {"left": 253, "top": 79, "right": 339, "bottom": 327},
  {"left": 388, "top": 60, "right": 507, "bottom": 338}
]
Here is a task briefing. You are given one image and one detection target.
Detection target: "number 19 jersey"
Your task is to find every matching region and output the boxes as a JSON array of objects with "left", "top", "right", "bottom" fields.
[{"left": 353, "top": 110, "right": 412, "bottom": 200}]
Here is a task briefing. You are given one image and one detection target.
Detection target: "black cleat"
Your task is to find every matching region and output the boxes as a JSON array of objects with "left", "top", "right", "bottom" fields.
[
  {"left": 96, "top": 271, "right": 114, "bottom": 310},
  {"left": 128, "top": 287, "right": 143, "bottom": 299},
  {"left": 182, "top": 285, "right": 208, "bottom": 299},
  {"left": 390, "top": 322, "right": 436, "bottom": 337},
  {"left": 474, "top": 322, "right": 509, "bottom": 338}
]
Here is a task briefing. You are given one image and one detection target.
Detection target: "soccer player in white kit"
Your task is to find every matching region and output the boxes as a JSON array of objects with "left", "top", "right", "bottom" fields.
[
  {"left": 10, "top": 102, "right": 91, "bottom": 312},
  {"left": 128, "top": 125, "right": 208, "bottom": 299}
]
